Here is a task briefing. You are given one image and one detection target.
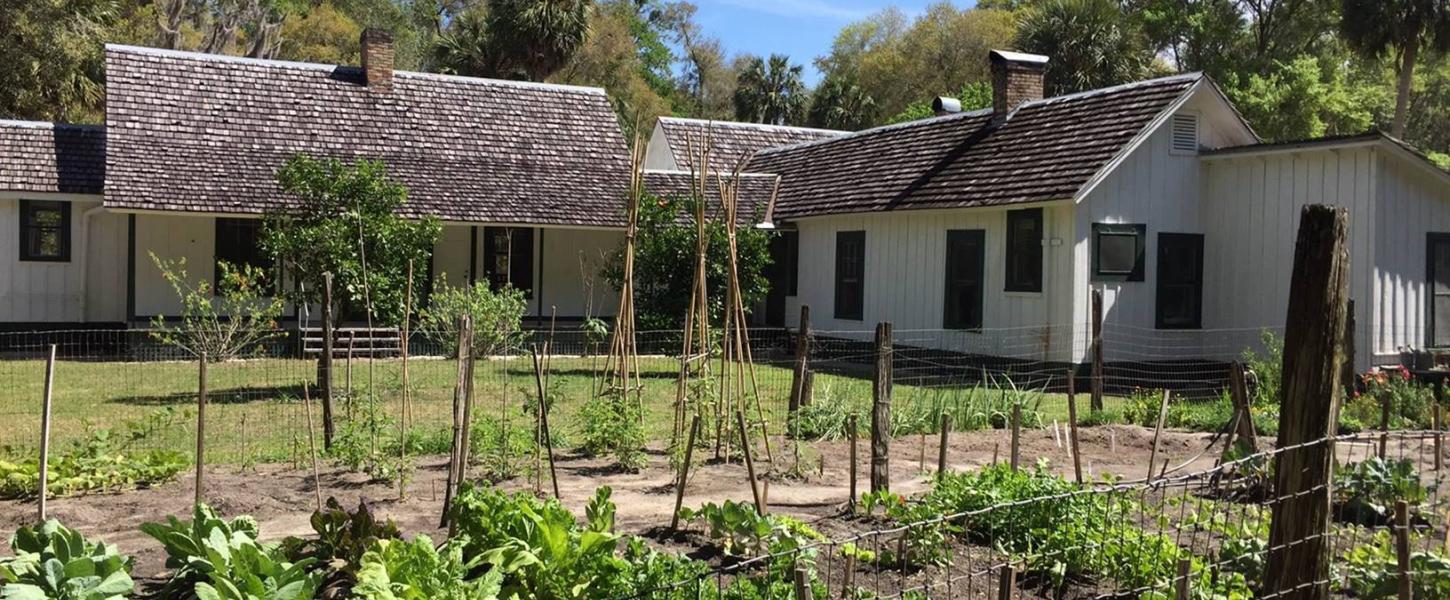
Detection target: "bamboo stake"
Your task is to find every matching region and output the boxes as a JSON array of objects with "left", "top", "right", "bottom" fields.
[
  {"left": 737, "top": 411, "right": 763, "bottom": 514},
  {"left": 195, "top": 352, "right": 208, "bottom": 506},
  {"left": 37, "top": 345, "right": 56, "bottom": 522},
  {"left": 1067, "top": 370, "right": 1083, "bottom": 484},
  {"left": 532, "top": 347, "right": 561, "bottom": 499},
  {"left": 1009, "top": 401, "right": 1021, "bottom": 471},
  {"left": 936, "top": 413, "right": 951, "bottom": 480},
  {"left": 847, "top": 414, "right": 858, "bottom": 513},
  {"left": 441, "top": 315, "right": 473, "bottom": 529},
  {"left": 399, "top": 259, "right": 412, "bottom": 500},
  {"left": 670, "top": 415, "right": 702, "bottom": 530},
  {"left": 302, "top": 383, "right": 323, "bottom": 511}
]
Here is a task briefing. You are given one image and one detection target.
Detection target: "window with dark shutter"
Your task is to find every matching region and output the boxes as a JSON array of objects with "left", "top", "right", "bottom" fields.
[
  {"left": 1156, "top": 233, "right": 1203, "bottom": 329},
  {"left": 20, "top": 200, "right": 71, "bottom": 262},
  {"left": 215, "top": 218, "right": 274, "bottom": 292},
  {"left": 1005, "top": 208, "right": 1043, "bottom": 292},
  {"left": 484, "top": 227, "right": 534, "bottom": 297},
  {"left": 834, "top": 230, "right": 865, "bottom": 320},
  {"left": 943, "top": 229, "right": 985, "bottom": 330},
  {"left": 1092, "top": 223, "right": 1146, "bottom": 281}
]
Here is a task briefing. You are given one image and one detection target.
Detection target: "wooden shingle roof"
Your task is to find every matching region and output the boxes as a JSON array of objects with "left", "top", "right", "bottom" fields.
[
  {"left": 0, "top": 121, "right": 106, "bottom": 195},
  {"left": 642, "top": 170, "right": 779, "bottom": 224},
  {"left": 748, "top": 73, "right": 1202, "bottom": 221},
  {"left": 103, "top": 45, "right": 635, "bottom": 227},
  {"left": 656, "top": 117, "right": 843, "bottom": 173}
]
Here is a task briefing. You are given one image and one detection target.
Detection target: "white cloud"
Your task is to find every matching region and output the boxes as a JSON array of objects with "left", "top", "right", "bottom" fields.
[{"left": 715, "top": 0, "right": 874, "bottom": 21}]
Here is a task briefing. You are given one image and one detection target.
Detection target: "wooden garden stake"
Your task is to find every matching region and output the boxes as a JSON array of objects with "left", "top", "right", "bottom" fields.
[
  {"left": 441, "top": 315, "right": 473, "bottom": 529},
  {"left": 1148, "top": 390, "right": 1171, "bottom": 480},
  {"left": 670, "top": 415, "right": 702, "bottom": 530},
  {"left": 793, "top": 568, "right": 809, "bottom": 600},
  {"left": 532, "top": 347, "right": 561, "bottom": 500},
  {"left": 399, "top": 259, "right": 412, "bottom": 500},
  {"left": 457, "top": 327, "right": 478, "bottom": 487},
  {"left": 1175, "top": 558, "right": 1192, "bottom": 600},
  {"left": 1435, "top": 402, "right": 1444, "bottom": 472},
  {"left": 320, "top": 272, "right": 336, "bottom": 448},
  {"left": 790, "top": 305, "right": 812, "bottom": 414},
  {"left": 1091, "top": 289, "right": 1104, "bottom": 412},
  {"left": 346, "top": 331, "right": 355, "bottom": 415},
  {"left": 302, "top": 383, "right": 323, "bottom": 511},
  {"left": 737, "top": 411, "right": 764, "bottom": 514},
  {"left": 195, "top": 351, "right": 208, "bottom": 506},
  {"left": 847, "top": 414, "right": 858, "bottom": 513},
  {"left": 1009, "top": 401, "right": 1022, "bottom": 471},
  {"left": 918, "top": 429, "right": 926, "bottom": 473},
  {"left": 37, "top": 344, "right": 56, "bottom": 522},
  {"left": 871, "top": 322, "right": 892, "bottom": 492},
  {"left": 937, "top": 413, "right": 951, "bottom": 480},
  {"left": 1067, "top": 370, "right": 1083, "bottom": 484},
  {"left": 1264, "top": 205, "right": 1350, "bottom": 600},
  {"left": 842, "top": 553, "right": 857, "bottom": 596},
  {"left": 1395, "top": 501, "right": 1411, "bottom": 600},
  {"left": 997, "top": 564, "right": 1016, "bottom": 600},
  {"left": 1379, "top": 390, "right": 1392, "bottom": 458}
]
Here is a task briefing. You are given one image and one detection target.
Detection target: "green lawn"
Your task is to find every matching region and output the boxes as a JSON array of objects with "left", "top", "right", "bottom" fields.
[{"left": 0, "top": 354, "right": 1125, "bottom": 464}]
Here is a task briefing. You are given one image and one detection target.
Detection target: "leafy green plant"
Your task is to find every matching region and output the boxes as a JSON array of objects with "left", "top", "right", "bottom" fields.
[
  {"left": 352, "top": 535, "right": 502, "bottom": 600},
  {"left": 576, "top": 395, "right": 645, "bottom": 472},
  {"left": 1334, "top": 457, "right": 1435, "bottom": 524},
  {"left": 676, "top": 500, "right": 819, "bottom": 558},
  {"left": 790, "top": 385, "right": 865, "bottom": 441},
  {"left": 1342, "top": 532, "right": 1450, "bottom": 600},
  {"left": 1242, "top": 330, "right": 1284, "bottom": 407},
  {"left": 858, "top": 490, "right": 904, "bottom": 518},
  {"left": 278, "top": 498, "right": 401, "bottom": 597},
  {"left": 193, "top": 538, "right": 321, "bottom": 600},
  {"left": 140, "top": 503, "right": 262, "bottom": 599},
  {"left": 890, "top": 378, "right": 1044, "bottom": 436},
  {"left": 0, "top": 428, "right": 187, "bottom": 500},
  {"left": 0, "top": 520, "right": 134, "bottom": 600}
]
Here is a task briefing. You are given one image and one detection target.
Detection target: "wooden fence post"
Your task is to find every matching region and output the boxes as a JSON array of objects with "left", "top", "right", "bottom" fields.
[
  {"left": 1264, "top": 205, "right": 1350, "bottom": 600},
  {"left": 1067, "top": 369, "right": 1083, "bottom": 484},
  {"left": 1228, "top": 363, "right": 1258, "bottom": 454},
  {"left": 1009, "top": 401, "right": 1021, "bottom": 471},
  {"left": 871, "top": 322, "right": 893, "bottom": 493},
  {"left": 793, "top": 568, "right": 810, "bottom": 600},
  {"left": 789, "top": 305, "right": 812, "bottom": 414},
  {"left": 1395, "top": 500, "right": 1411, "bottom": 600},
  {"left": 195, "top": 351, "right": 208, "bottom": 506},
  {"left": 440, "top": 315, "right": 473, "bottom": 529},
  {"left": 1091, "top": 289, "right": 1105, "bottom": 412},
  {"left": 997, "top": 564, "right": 1016, "bottom": 600},
  {"left": 1147, "top": 390, "right": 1171, "bottom": 480},
  {"left": 1342, "top": 299, "right": 1357, "bottom": 391},
  {"left": 37, "top": 345, "right": 56, "bottom": 522},
  {"left": 320, "top": 272, "right": 336, "bottom": 449},
  {"left": 937, "top": 413, "right": 951, "bottom": 480},
  {"left": 1175, "top": 558, "right": 1192, "bottom": 600}
]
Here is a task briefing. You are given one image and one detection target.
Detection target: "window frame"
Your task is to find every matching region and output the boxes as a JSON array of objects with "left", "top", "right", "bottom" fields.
[
  {"left": 19, "top": 200, "right": 72, "bottom": 262},
  {"left": 214, "top": 217, "right": 275, "bottom": 293},
  {"left": 1092, "top": 223, "right": 1147, "bottom": 282},
  {"left": 483, "top": 226, "right": 535, "bottom": 298},
  {"left": 1004, "top": 208, "right": 1043, "bottom": 293},
  {"left": 1155, "top": 232, "right": 1204, "bottom": 330},
  {"left": 834, "top": 230, "right": 865, "bottom": 321},
  {"left": 943, "top": 229, "right": 985, "bottom": 330}
]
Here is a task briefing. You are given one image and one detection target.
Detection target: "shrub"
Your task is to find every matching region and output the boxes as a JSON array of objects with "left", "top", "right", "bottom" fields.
[
  {"left": 0, "top": 520, "right": 134, "bottom": 600},
  {"left": 148, "top": 254, "right": 284, "bottom": 361},
  {"left": 576, "top": 395, "right": 646, "bottom": 471},
  {"left": 417, "top": 280, "right": 528, "bottom": 358}
]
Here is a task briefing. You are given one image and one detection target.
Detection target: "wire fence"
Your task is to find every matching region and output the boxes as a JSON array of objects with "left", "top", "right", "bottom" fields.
[
  {"left": 634, "top": 430, "right": 1449, "bottom": 599},
  {"left": 0, "top": 321, "right": 1360, "bottom": 467}
]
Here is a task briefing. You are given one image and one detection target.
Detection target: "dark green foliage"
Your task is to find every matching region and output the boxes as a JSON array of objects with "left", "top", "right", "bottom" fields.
[
  {"left": 1018, "top": 0, "right": 1152, "bottom": 96},
  {"left": 734, "top": 54, "right": 809, "bottom": 125},
  {"left": 603, "top": 192, "right": 772, "bottom": 331},
  {"left": 141, "top": 503, "right": 263, "bottom": 599},
  {"left": 0, "top": 520, "right": 134, "bottom": 600},
  {"left": 352, "top": 534, "right": 502, "bottom": 600},
  {"left": 1334, "top": 457, "right": 1436, "bottom": 523},
  {"left": 808, "top": 75, "right": 877, "bottom": 130},
  {"left": 280, "top": 498, "right": 402, "bottom": 596}
]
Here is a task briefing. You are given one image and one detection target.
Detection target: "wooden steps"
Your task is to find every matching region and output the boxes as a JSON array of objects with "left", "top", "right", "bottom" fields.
[{"left": 299, "top": 327, "right": 401, "bottom": 357}]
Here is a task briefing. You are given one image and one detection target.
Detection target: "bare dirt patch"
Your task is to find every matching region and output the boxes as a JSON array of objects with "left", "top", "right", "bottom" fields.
[{"left": 0, "top": 425, "right": 1231, "bottom": 581}]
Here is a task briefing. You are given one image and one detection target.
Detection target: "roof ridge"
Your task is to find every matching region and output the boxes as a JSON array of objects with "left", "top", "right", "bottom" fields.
[
  {"left": 0, "top": 119, "right": 104, "bottom": 130},
  {"left": 660, "top": 116, "right": 845, "bottom": 135},
  {"left": 644, "top": 168, "right": 780, "bottom": 178},
  {"left": 105, "top": 44, "right": 608, "bottom": 96},
  {"left": 1021, "top": 72, "right": 1202, "bottom": 109},
  {"left": 755, "top": 107, "right": 993, "bottom": 157}
]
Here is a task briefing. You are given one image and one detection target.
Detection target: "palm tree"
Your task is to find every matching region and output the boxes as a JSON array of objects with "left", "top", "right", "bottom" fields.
[
  {"left": 807, "top": 75, "right": 876, "bottom": 130},
  {"left": 1341, "top": 0, "right": 1450, "bottom": 137},
  {"left": 1017, "top": 0, "right": 1151, "bottom": 96},
  {"left": 733, "top": 54, "right": 808, "bottom": 125},
  {"left": 432, "top": 0, "right": 592, "bottom": 81}
]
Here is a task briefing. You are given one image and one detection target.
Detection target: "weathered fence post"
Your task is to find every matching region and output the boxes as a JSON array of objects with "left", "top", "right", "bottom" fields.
[
  {"left": 1342, "top": 299, "right": 1356, "bottom": 391},
  {"left": 320, "top": 272, "right": 336, "bottom": 449},
  {"left": 440, "top": 315, "right": 473, "bottom": 530},
  {"left": 871, "top": 322, "right": 892, "bottom": 493},
  {"left": 1091, "top": 289, "right": 1105, "bottom": 412},
  {"left": 793, "top": 567, "right": 810, "bottom": 600},
  {"left": 1264, "top": 205, "right": 1350, "bottom": 600},
  {"left": 1067, "top": 369, "right": 1083, "bottom": 484},
  {"left": 1227, "top": 362, "right": 1258, "bottom": 455},
  {"left": 1009, "top": 401, "right": 1022, "bottom": 471},
  {"left": 195, "top": 351, "right": 208, "bottom": 506},
  {"left": 37, "top": 344, "right": 56, "bottom": 522},
  {"left": 1175, "top": 558, "right": 1192, "bottom": 600},
  {"left": 937, "top": 413, "right": 951, "bottom": 480},
  {"left": 1395, "top": 500, "right": 1411, "bottom": 600},
  {"left": 789, "top": 305, "right": 812, "bottom": 414},
  {"left": 1147, "top": 390, "right": 1171, "bottom": 480},
  {"left": 997, "top": 564, "right": 1016, "bottom": 600}
]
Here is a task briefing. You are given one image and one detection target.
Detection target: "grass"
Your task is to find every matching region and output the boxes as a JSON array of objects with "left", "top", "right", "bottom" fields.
[{"left": 0, "top": 354, "right": 1136, "bottom": 465}]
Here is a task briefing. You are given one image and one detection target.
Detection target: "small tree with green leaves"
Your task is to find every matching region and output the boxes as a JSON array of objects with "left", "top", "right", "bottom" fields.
[
  {"left": 263, "top": 155, "right": 440, "bottom": 328},
  {"left": 148, "top": 254, "right": 284, "bottom": 361},
  {"left": 417, "top": 278, "right": 529, "bottom": 358}
]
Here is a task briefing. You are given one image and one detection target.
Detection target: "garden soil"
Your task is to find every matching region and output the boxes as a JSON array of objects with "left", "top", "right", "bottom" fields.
[{"left": 0, "top": 425, "right": 1233, "bottom": 580}]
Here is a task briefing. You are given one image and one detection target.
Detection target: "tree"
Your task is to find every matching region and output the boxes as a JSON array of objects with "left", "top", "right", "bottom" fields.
[
  {"left": 1225, "top": 54, "right": 1386, "bottom": 141},
  {"left": 552, "top": 0, "right": 674, "bottom": 137},
  {"left": 1017, "top": 0, "right": 1153, "bottom": 95},
  {"left": 434, "top": 0, "right": 593, "bottom": 80},
  {"left": 0, "top": 0, "right": 117, "bottom": 123},
  {"left": 1129, "top": 0, "right": 1245, "bottom": 79},
  {"left": 733, "top": 54, "right": 808, "bottom": 125},
  {"left": 417, "top": 280, "right": 528, "bottom": 358},
  {"left": 886, "top": 81, "right": 993, "bottom": 124},
  {"left": 807, "top": 75, "right": 877, "bottom": 130},
  {"left": 1341, "top": 0, "right": 1450, "bottom": 136},
  {"left": 263, "top": 155, "right": 441, "bottom": 329},
  {"left": 432, "top": 6, "right": 493, "bottom": 75},
  {"left": 603, "top": 194, "right": 772, "bottom": 331}
]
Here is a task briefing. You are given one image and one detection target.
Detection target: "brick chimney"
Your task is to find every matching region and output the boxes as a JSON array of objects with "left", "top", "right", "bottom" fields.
[
  {"left": 361, "top": 29, "right": 394, "bottom": 91},
  {"left": 990, "top": 50, "right": 1048, "bottom": 119}
]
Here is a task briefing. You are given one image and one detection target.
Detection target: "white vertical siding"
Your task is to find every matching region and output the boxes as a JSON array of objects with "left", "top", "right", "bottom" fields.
[
  {"left": 790, "top": 203, "right": 1075, "bottom": 362},
  {"left": 643, "top": 127, "right": 678, "bottom": 170},
  {"left": 0, "top": 196, "right": 116, "bottom": 323},
  {"left": 1200, "top": 147, "right": 1378, "bottom": 369},
  {"left": 84, "top": 211, "right": 128, "bottom": 322},
  {"left": 1074, "top": 115, "right": 1207, "bottom": 362},
  {"left": 134, "top": 213, "right": 216, "bottom": 318},
  {"left": 431, "top": 225, "right": 473, "bottom": 289},
  {"left": 1373, "top": 154, "right": 1450, "bottom": 360},
  {"left": 536, "top": 228, "right": 621, "bottom": 319}
]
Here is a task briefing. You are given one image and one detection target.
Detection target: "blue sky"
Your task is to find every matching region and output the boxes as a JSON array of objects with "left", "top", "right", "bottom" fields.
[{"left": 691, "top": 0, "right": 975, "bottom": 86}]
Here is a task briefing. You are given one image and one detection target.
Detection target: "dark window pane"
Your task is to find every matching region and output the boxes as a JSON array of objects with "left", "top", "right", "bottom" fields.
[
  {"left": 944, "top": 229, "right": 984, "bottom": 330},
  {"left": 1156, "top": 233, "right": 1203, "bottom": 329},
  {"left": 1005, "top": 209, "right": 1042, "bottom": 292},
  {"left": 834, "top": 231, "right": 865, "bottom": 320},
  {"left": 19, "top": 200, "right": 70, "bottom": 262},
  {"left": 1098, "top": 234, "right": 1137, "bottom": 273}
]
